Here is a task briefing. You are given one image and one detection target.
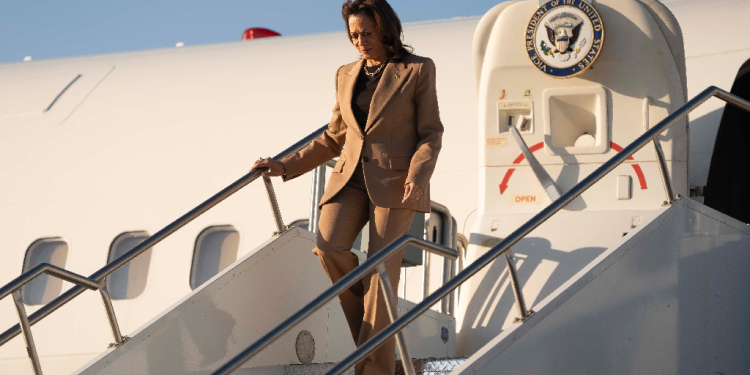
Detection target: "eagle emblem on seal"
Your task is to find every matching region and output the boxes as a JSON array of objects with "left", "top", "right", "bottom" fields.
[
  {"left": 526, "top": 0, "right": 605, "bottom": 78},
  {"left": 541, "top": 12, "right": 585, "bottom": 62}
]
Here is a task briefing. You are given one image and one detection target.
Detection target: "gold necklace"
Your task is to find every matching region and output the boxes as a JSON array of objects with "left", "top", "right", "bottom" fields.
[{"left": 364, "top": 58, "right": 388, "bottom": 77}]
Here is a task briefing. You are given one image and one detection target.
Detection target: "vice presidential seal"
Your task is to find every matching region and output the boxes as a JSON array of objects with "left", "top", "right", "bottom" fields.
[{"left": 526, "top": 0, "right": 605, "bottom": 78}]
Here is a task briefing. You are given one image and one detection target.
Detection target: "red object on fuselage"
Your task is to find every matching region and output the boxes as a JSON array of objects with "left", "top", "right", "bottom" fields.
[{"left": 242, "top": 28, "right": 281, "bottom": 40}]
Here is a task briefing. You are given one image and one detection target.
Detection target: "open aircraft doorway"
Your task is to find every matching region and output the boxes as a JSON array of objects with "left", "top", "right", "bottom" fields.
[{"left": 704, "top": 59, "right": 750, "bottom": 223}]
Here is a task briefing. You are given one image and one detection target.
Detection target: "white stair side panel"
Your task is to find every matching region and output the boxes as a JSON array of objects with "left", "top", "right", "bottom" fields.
[
  {"left": 455, "top": 199, "right": 750, "bottom": 375},
  {"left": 74, "top": 228, "right": 352, "bottom": 375},
  {"left": 397, "top": 299, "right": 456, "bottom": 359},
  {"left": 73, "top": 227, "right": 457, "bottom": 375}
]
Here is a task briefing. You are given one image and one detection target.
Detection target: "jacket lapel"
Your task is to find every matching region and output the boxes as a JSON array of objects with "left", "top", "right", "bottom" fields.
[
  {"left": 340, "top": 60, "right": 364, "bottom": 137},
  {"left": 365, "top": 61, "right": 413, "bottom": 132}
]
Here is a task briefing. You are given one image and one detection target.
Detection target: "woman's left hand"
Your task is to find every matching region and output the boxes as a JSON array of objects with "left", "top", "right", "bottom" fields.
[{"left": 402, "top": 182, "right": 424, "bottom": 203}]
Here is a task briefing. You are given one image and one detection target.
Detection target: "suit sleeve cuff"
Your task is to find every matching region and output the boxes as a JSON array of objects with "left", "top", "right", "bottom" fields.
[{"left": 405, "top": 179, "right": 426, "bottom": 192}]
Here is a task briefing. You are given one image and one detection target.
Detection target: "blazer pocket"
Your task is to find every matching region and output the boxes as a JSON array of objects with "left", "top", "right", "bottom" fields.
[
  {"left": 333, "top": 159, "right": 346, "bottom": 173},
  {"left": 389, "top": 156, "right": 411, "bottom": 171}
]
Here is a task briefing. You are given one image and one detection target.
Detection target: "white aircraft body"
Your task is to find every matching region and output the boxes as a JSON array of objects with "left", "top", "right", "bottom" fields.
[{"left": 0, "top": 0, "right": 748, "bottom": 374}]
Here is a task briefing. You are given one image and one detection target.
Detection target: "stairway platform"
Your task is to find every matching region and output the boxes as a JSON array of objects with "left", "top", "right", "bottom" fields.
[{"left": 455, "top": 199, "right": 750, "bottom": 374}]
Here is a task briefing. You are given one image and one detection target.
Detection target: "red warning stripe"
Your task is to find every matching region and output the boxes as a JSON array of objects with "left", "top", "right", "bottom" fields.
[
  {"left": 499, "top": 141, "right": 648, "bottom": 195},
  {"left": 632, "top": 164, "right": 648, "bottom": 190}
]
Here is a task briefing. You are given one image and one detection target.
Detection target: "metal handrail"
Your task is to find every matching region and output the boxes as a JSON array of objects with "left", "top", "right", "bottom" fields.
[
  {"left": 428, "top": 201, "right": 455, "bottom": 314},
  {"left": 455, "top": 233, "right": 468, "bottom": 304},
  {"left": 210, "top": 235, "right": 459, "bottom": 375},
  {"left": 307, "top": 158, "right": 344, "bottom": 234},
  {"left": 0, "top": 124, "right": 329, "bottom": 348},
  {"left": 0, "top": 264, "right": 99, "bottom": 300},
  {"left": 1, "top": 263, "right": 126, "bottom": 375},
  {"left": 317, "top": 86, "right": 750, "bottom": 375},
  {"left": 263, "top": 175, "right": 288, "bottom": 235}
]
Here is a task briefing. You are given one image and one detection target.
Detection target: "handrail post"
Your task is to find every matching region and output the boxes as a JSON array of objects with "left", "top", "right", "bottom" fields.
[
  {"left": 262, "top": 174, "right": 287, "bottom": 235},
  {"left": 98, "top": 281, "right": 128, "bottom": 348},
  {"left": 12, "top": 291, "right": 43, "bottom": 375},
  {"left": 441, "top": 257, "right": 452, "bottom": 314},
  {"left": 431, "top": 202, "right": 455, "bottom": 315},
  {"left": 376, "top": 264, "right": 416, "bottom": 375},
  {"left": 645, "top": 97, "right": 678, "bottom": 205},
  {"left": 308, "top": 165, "right": 326, "bottom": 233},
  {"left": 422, "top": 249, "right": 431, "bottom": 301},
  {"left": 448, "top": 218, "right": 458, "bottom": 316},
  {"left": 455, "top": 233, "right": 468, "bottom": 304},
  {"left": 653, "top": 138, "right": 678, "bottom": 205},
  {"left": 505, "top": 251, "right": 533, "bottom": 323}
]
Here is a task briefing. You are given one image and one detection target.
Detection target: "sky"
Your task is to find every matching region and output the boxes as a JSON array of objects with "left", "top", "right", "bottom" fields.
[{"left": 0, "top": 0, "right": 509, "bottom": 65}]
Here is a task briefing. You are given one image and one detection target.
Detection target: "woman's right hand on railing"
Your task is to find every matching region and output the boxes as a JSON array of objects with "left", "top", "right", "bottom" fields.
[{"left": 251, "top": 157, "right": 286, "bottom": 177}]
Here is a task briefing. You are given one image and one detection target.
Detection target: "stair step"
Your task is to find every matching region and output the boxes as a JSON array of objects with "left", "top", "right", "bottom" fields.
[
  {"left": 234, "top": 357, "right": 467, "bottom": 375},
  {"left": 396, "top": 357, "right": 468, "bottom": 375}
]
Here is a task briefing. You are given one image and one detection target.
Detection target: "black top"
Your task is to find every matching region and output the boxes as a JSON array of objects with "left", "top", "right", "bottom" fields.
[{"left": 351, "top": 61, "right": 386, "bottom": 132}]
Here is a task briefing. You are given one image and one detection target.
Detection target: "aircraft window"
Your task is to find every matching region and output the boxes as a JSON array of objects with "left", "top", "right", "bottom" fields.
[
  {"left": 107, "top": 231, "right": 153, "bottom": 300},
  {"left": 190, "top": 225, "right": 240, "bottom": 290},
  {"left": 22, "top": 238, "right": 69, "bottom": 305},
  {"left": 403, "top": 212, "right": 427, "bottom": 267}
]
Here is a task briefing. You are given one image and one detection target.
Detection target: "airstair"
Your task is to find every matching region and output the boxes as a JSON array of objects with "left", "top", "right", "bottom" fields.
[{"left": 68, "top": 227, "right": 460, "bottom": 375}]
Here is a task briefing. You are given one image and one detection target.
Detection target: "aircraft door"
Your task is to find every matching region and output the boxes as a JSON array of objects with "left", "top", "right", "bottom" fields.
[
  {"left": 704, "top": 60, "right": 750, "bottom": 223},
  {"left": 475, "top": 0, "right": 689, "bottom": 215}
]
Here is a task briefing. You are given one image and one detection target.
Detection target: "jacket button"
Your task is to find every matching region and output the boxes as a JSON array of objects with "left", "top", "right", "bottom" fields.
[
  {"left": 360, "top": 135, "right": 364, "bottom": 140},
  {"left": 362, "top": 156, "right": 370, "bottom": 162}
]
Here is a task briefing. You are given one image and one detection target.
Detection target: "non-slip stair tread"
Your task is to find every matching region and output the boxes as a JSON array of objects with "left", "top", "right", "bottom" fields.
[
  {"left": 234, "top": 357, "right": 467, "bottom": 375},
  {"left": 396, "top": 357, "right": 468, "bottom": 375}
]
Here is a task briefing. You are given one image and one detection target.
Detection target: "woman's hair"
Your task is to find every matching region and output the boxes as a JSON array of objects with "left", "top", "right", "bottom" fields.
[{"left": 342, "top": 0, "right": 413, "bottom": 60}]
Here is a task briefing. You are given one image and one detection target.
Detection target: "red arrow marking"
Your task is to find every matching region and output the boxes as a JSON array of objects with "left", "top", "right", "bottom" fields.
[
  {"left": 500, "top": 168, "right": 515, "bottom": 195},
  {"left": 632, "top": 164, "right": 648, "bottom": 190},
  {"left": 512, "top": 142, "right": 545, "bottom": 164},
  {"left": 501, "top": 141, "right": 648, "bottom": 196},
  {"left": 505, "top": 143, "right": 543, "bottom": 195}
]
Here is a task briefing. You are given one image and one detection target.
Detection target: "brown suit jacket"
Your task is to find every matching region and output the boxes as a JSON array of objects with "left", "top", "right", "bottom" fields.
[{"left": 280, "top": 54, "right": 443, "bottom": 213}]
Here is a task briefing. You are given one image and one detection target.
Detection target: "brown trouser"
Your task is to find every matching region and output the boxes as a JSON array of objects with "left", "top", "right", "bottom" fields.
[{"left": 314, "top": 164, "right": 415, "bottom": 375}]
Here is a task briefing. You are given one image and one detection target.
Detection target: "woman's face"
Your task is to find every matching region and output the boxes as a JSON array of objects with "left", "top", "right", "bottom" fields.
[{"left": 348, "top": 14, "right": 386, "bottom": 63}]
